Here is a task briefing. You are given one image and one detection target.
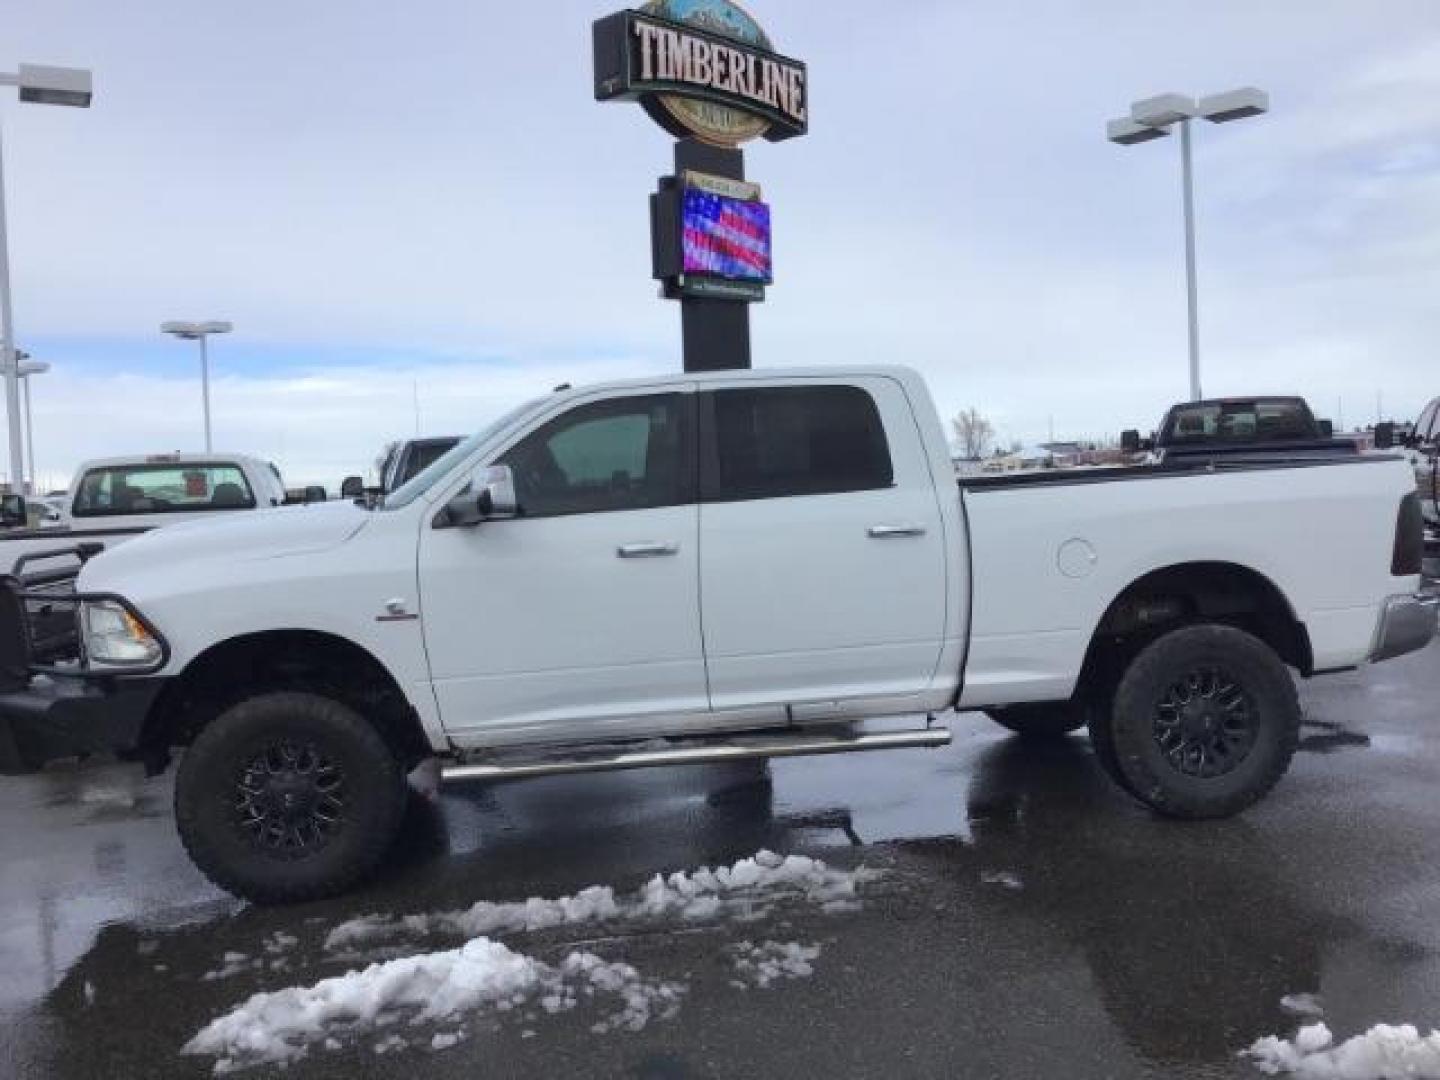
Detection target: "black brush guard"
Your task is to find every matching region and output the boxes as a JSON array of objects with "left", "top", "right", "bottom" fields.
[
  {"left": 0, "top": 543, "right": 171, "bottom": 774},
  {"left": 0, "top": 542, "right": 168, "bottom": 691}
]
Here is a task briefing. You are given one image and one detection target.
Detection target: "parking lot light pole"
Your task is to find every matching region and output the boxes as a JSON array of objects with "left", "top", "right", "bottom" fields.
[
  {"left": 0, "top": 63, "right": 93, "bottom": 492},
  {"left": 1106, "top": 87, "right": 1269, "bottom": 402},
  {"left": 161, "top": 321, "right": 233, "bottom": 452},
  {"left": 14, "top": 351, "right": 48, "bottom": 494}
]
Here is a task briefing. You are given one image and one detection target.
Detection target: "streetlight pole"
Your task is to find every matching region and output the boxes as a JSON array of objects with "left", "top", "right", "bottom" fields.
[
  {"left": 161, "top": 321, "right": 232, "bottom": 452},
  {"left": 0, "top": 64, "right": 93, "bottom": 491},
  {"left": 1179, "top": 118, "right": 1200, "bottom": 402},
  {"left": 199, "top": 332, "right": 211, "bottom": 451},
  {"left": 21, "top": 368, "right": 31, "bottom": 491},
  {"left": 1107, "top": 87, "right": 1268, "bottom": 402},
  {"left": 0, "top": 120, "right": 19, "bottom": 491},
  {"left": 15, "top": 354, "right": 49, "bottom": 494}
]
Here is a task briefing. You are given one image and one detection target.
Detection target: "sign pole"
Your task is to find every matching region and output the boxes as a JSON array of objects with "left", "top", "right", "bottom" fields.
[{"left": 673, "top": 140, "right": 751, "bottom": 373}]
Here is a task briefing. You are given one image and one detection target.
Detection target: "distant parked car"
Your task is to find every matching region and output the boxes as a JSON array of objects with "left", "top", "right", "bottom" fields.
[
  {"left": 1375, "top": 404, "right": 1438, "bottom": 580},
  {"left": 376, "top": 436, "right": 462, "bottom": 494},
  {"left": 1409, "top": 397, "right": 1438, "bottom": 530},
  {"left": 0, "top": 452, "right": 290, "bottom": 573},
  {"left": 32, "top": 495, "right": 67, "bottom": 527}
]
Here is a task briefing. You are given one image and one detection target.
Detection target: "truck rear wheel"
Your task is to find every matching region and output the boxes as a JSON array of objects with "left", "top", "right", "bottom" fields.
[
  {"left": 985, "top": 703, "right": 1089, "bottom": 739},
  {"left": 1100, "top": 624, "right": 1299, "bottom": 819},
  {"left": 174, "top": 691, "right": 406, "bottom": 904}
]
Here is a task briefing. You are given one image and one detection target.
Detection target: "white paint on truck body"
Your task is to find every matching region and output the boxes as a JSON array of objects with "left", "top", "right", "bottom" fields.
[{"left": 77, "top": 366, "right": 1420, "bottom": 754}]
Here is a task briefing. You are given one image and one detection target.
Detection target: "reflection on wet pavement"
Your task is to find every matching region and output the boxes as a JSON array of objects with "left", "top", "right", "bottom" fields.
[{"left": 1, "top": 639, "right": 1438, "bottom": 1078}]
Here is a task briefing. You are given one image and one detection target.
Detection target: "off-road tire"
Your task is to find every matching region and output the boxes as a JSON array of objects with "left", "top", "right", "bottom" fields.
[
  {"left": 1087, "top": 700, "right": 1137, "bottom": 796},
  {"left": 1101, "top": 624, "right": 1300, "bottom": 819},
  {"left": 986, "top": 703, "right": 1089, "bottom": 739},
  {"left": 175, "top": 691, "right": 407, "bottom": 904}
]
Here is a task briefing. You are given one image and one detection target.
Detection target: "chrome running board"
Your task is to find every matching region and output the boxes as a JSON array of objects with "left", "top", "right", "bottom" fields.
[{"left": 441, "top": 726, "right": 951, "bottom": 784}]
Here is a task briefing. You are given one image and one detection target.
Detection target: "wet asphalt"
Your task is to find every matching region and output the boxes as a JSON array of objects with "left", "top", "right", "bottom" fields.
[{"left": 2, "top": 639, "right": 1439, "bottom": 1080}]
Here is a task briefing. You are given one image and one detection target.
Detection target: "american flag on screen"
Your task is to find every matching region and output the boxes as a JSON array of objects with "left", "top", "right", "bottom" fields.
[{"left": 682, "top": 188, "right": 772, "bottom": 282}]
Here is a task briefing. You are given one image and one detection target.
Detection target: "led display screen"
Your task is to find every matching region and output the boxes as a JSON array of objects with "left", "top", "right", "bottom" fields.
[{"left": 681, "top": 186, "right": 772, "bottom": 283}]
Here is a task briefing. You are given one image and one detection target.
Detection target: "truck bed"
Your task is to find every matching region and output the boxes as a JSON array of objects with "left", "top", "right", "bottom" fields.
[{"left": 956, "top": 452, "right": 1415, "bottom": 708}]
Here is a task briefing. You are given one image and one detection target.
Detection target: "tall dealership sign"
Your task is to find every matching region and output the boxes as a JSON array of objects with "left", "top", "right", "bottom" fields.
[{"left": 594, "top": 1, "right": 808, "bottom": 371}]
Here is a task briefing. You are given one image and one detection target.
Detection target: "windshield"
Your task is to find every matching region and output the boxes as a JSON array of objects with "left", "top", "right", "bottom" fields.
[{"left": 382, "top": 398, "right": 546, "bottom": 510}]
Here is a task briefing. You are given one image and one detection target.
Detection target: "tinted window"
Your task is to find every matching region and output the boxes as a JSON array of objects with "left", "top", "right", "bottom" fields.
[
  {"left": 707, "top": 386, "right": 893, "bottom": 500},
  {"left": 499, "top": 394, "right": 688, "bottom": 517},
  {"left": 1165, "top": 399, "right": 1313, "bottom": 443},
  {"left": 400, "top": 439, "right": 460, "bottom": 487},
  {"left": 72, "top": 463, "right": 255, "bottom": 517}
]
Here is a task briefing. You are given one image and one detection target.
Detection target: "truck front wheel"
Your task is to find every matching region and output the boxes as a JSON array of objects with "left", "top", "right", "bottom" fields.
[
  {"left": 1099, "top": 624, "right": 1300, "bottom": 819},
  {"left": 174, "top": 691, "right": 407, "bottom": 904}
]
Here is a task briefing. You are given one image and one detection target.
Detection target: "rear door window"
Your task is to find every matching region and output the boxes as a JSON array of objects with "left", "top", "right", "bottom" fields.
[
  {"left": 72, "top": 463, "right": 256, "bottom": 517},
  {"left": 703, "top": 385, "right": 894, "bottom": 501}
]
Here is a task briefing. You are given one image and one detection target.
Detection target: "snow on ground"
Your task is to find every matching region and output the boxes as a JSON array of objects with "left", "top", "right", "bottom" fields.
[
  {"left": 182, "top": 937, "right": 684, "bottom": 1073},
  {"left": 323, "top": 849, "right": 876, "bottom": 955},
  {"left": 727, "top": 940, "right": 821, "bottom": 990},
  {"left": 202, "top": 952, "right": 263, "bottom": 982},
  {"left": 1245, "top": 1021, "right": 1440, "bottom": 1078},
  {"left": 1280, "top": 993, "right": 1326, "bottom": 1019},
  {"left": 979, "top": 869, "right": 1024, "bottom": 891},
  {"left": 187, "top": 851, "right": 864, "bottom": 1071},
  {"left": 202, "top": 946, "right": 294, "bottom": 981},
  {"left": 261, "top": 931, "right": 298, "bottom": 956}
]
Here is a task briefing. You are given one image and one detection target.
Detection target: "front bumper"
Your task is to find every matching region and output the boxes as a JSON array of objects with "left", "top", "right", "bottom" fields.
[
  {"left": 1370, "top": 592, "right": 1440, "bottom": 663},
  {"left": 0, "top": 675, "right": 163, "bottom": 775}
]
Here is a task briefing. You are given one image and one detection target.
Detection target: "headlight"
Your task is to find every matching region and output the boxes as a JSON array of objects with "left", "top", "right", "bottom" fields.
[{"left": 80, "top": 600, "right": 162, "bottom": 667}]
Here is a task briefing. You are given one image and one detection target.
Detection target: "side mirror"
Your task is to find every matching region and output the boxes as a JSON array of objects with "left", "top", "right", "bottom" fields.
[
  {"left": 340, "top": 475, "right": 364, "bottom": 499},
  {"left": 1374, "top": 421, "right": 1395, "bottom": 450},
  {"left": 304, "top": 485, "right": 327, "bottom": 504},
  {"left": 0, "top": 494, "right": 26, "bottom": 528},
  {"left": 437, "top": 465, "right": 518, "bottom": 528},
  {"left": 1317, "top": 419, "right": 1334, "bottom": 438},
  {"left": 1120, "top": 429, "right": 1141, "bottom": 454}
]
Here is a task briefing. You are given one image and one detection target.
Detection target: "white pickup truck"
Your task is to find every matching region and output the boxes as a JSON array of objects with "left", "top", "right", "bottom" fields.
[
  {"left": 0, "top": 452, "right": 288, "bottom": 575},
  {"left": 0, "top": 366, "right": 1432, "bottom": 903}
]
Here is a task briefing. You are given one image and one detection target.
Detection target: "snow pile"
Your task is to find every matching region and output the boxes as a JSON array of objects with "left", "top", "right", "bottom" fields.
[
  {"left": 728, "top": 940, "right": 821, "bottom": 990},
  {"left": 325, "top": 884, "right": 621, "bottom": 954},
  {"left": 1280, "top": 993, "right": 1325, "bottom": 1019},
  {"left": 325, "top": 850, "right": 874, "bottom": 954},
  {"left": 429, "top": 1030, "right": 463, "bottom": 1051},
  {"left": 183, "top": 937, "right": 683, "bottom": 1073},
  {"left": 1245, "top": 1022, "right": 1440, "bottom": 1077},
  {"left": 566, "top": 953, "right": 684, "bottom": 1034}
]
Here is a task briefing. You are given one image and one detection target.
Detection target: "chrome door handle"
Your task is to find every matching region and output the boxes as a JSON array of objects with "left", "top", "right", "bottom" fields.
[
  {"left": 617, "top": 542, "right": 679, "bottom": 558},
  {"left": 867, "top": 524, "right": 927, "bottom": 538}
]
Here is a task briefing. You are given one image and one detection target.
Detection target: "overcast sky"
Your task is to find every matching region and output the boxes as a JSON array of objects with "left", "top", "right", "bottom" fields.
[{"left": 4, "top": 0, "right": 1439, "bottom": 486}]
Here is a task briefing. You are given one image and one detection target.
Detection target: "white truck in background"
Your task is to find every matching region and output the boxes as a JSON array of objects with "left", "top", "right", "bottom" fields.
[
  {"left": 0, "top": 453, "right": 289, "bottom": 574},
  {"left": 0, "top": 366, "right": 1431, "bottom": 904}
]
